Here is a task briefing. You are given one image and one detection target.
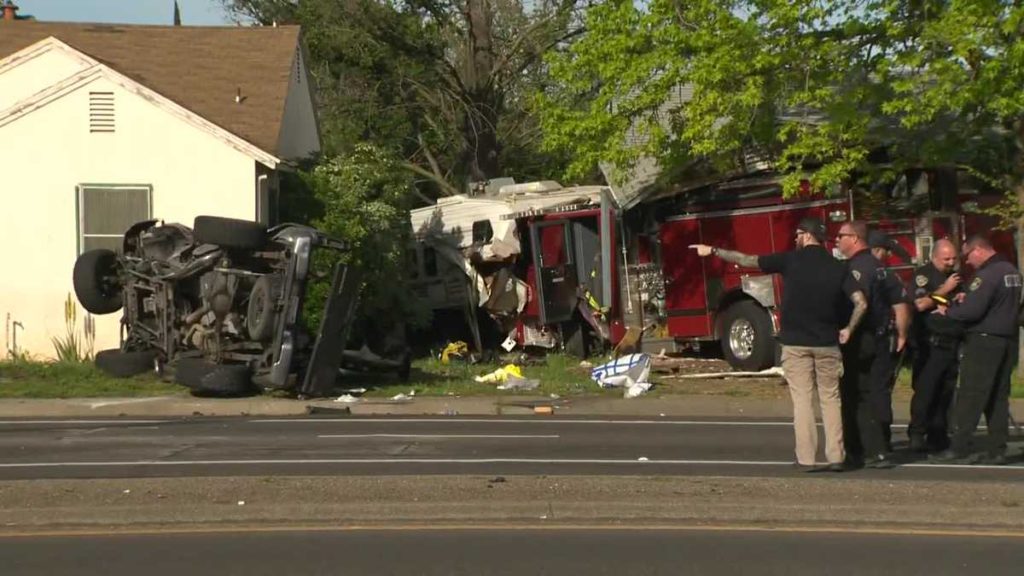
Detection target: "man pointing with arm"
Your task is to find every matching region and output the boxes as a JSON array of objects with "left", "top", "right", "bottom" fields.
[{"left": 692, "top": 217, "right": 867, "bottom": 472}]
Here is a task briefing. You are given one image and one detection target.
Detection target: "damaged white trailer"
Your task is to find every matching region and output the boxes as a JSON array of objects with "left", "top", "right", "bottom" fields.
[{"left": 409, "top": 180, "right": 612, "bottom": 354}]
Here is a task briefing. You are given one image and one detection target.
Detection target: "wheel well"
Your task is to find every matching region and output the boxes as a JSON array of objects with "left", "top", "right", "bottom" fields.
[{"left": 713, "top": 291, "right": 758, "bottom": 339}]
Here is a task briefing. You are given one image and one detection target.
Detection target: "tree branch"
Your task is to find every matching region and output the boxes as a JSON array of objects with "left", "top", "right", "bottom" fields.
[{"left": 401, "top": 160, "right": 461, "bottom": 197}]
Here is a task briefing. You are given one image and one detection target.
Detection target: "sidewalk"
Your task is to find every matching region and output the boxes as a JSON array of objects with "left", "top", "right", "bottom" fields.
[{"left": 2, "top": 393, "right": 1022, "bottom": 419}]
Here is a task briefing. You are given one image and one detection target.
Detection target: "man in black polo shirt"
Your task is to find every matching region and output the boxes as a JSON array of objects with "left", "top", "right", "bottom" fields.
[
  {"left": 908, "top": 239, "right": 962, "bottom": 452},
  {"left": 932, "top": 234, "right": 1022, "bottom": 465},
  {"left": 835, "top": 223, "right": 912, "bottom": 469},
  {"left": 692, "top": 217, "right": 867, "bottom": 472}
]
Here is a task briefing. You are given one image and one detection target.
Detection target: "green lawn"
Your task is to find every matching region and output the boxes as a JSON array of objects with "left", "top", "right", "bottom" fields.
[
  {"left": 3, "top": 354, "right": 1022, "bottom": 399},
  {"left": 0, "top": 354, "right": 616, "bottom": 399},
  {"left": 343, "top": 353, "right": 621, "bottom": 398},
  {"left": 894, "top": 367, "right": 1024, "bottom": 398},
  {"left": 0, "top": 360, "right": 182, "bottom": 398}
]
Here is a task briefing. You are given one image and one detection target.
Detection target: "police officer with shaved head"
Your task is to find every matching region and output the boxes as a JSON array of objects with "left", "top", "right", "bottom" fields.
[
  {"left": 932, "top": 234, "right": 1021, "bottom": 465},
  {"left": 908, "top": 238, "right": 963, "bottom": 453}
]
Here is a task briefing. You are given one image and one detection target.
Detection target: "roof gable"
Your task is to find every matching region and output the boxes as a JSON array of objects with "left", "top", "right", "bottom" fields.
[{"left": 0, "top": 21, "right": 306, "bottom": 158}]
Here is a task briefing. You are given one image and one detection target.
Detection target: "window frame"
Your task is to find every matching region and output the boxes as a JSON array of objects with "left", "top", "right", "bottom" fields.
[{"left": 76, "top": 183, "right": 153, "bottom": 254}]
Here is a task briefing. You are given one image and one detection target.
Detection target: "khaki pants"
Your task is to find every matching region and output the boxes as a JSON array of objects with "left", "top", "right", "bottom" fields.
[{"left": 781, "top": 345, "right": 845, "bottom": 465}]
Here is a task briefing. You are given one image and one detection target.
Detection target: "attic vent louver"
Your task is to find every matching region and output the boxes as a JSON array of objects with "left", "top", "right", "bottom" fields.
[{"left": 89, "top": 91, "right": 115, "bottom": 133}]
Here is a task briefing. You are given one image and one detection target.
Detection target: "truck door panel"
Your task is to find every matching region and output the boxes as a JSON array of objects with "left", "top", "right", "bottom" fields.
[
  {"left": 658, "top": 218, "right": 710, "bottom": 337},
  {"left": 530, "top": 220, "right": 578, "bottom": 324}
]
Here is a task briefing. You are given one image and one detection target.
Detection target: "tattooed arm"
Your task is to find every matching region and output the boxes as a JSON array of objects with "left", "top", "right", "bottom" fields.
[
  {"left": 690, "top": 244, "right": 760, "bottom": 269},
  {"left": 840, "top": 290, "right": 867, "bottom": 344}
]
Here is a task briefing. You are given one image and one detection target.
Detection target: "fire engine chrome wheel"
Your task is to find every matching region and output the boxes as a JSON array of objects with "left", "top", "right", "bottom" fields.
[
  {"left": 728, "top": 319, "right": 756, "bottom": 360},
  {"left": 719, "top": 300, "right": 775, "bottom": 372}
]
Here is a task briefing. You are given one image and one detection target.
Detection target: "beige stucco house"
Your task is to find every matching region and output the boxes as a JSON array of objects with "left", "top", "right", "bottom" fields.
[{"left": 0, "top": 22, "right": 320, "bottom": 359}]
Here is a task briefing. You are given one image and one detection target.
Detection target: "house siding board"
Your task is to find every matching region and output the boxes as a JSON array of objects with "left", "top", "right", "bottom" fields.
[{"left": 0, "top": 76, "right": 255, "bottom": 359}]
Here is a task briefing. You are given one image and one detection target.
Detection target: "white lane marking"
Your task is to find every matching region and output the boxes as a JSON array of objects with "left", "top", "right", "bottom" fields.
[
  {"left": 0, "top": 420, "right": 165, "bottom": 425},
  {"left": 0, "top": 458, "right": 1019, "bottom": 471},
  {"left": 318, "top": 434, "right": 559, "bottom": 439},
  {"left": 255, "top": 418, "right": 792, "bottom": 426},
  {"left": 254, "top": 418, "right": 920, "bottom": 429}
]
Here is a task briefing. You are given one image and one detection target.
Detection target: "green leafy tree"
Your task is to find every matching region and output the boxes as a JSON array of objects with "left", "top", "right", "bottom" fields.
[
  {"left": 538, "top": 1, "right": 1023, "bottom": 213},
  {"left": 293, "top": 144, "right": 429, "bottom": 340},
  {"left": 224, "top": 0, "right": 583, "bottom": 193}
]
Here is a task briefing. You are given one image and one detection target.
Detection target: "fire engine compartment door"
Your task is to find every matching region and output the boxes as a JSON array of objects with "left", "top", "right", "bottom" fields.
[{"left": 530, "top": 220, "right": 579, "bottom": 325}]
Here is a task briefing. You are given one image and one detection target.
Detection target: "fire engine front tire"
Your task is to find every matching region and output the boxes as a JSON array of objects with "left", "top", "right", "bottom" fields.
[
  {"left": 193, "top": 216, "right": 266, "bottom": 251},
  {"left": 719, "top": 301, "right": 775, "bottom": 372},
  {"left": 73, "top": 249, "right": 123, "bottom": 315}
]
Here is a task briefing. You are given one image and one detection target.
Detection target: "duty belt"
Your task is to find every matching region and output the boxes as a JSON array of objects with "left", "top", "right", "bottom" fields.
[{"left": 928, "top": 334, "right": 959, "bottom": 348}]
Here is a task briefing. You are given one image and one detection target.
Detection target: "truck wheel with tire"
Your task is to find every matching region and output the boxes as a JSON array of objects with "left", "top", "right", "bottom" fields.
[
  {"left": 73, "top": 249, "right": 123, "bottom": 315},
  {"left": 193, "top": 216, "right": 266, "bottom": 251},
  {"left": 718, "top": 300, "right": 774, "bottom": 371},
  {"left": 246, "top": 275, "right": 282, "bottom": 341},
  {"left": 174, "top": 358, "right": 255, "bottom": 398},
  {"left": 94, "top": 349, "right": 157, "bottom": 378}
]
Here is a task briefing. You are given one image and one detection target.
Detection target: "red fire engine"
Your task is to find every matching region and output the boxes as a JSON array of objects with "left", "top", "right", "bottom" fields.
[{"left": 410, "top": 168, "right": 1014, "bottom": 370}]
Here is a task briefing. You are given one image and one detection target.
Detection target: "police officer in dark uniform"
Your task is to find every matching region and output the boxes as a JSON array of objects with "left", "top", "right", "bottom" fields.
[
  {"left": 908, "top": 239, "right": 963, "bottom": 452},
  {"left": 835, "top": 222, "right": 913, "bottom": 468},
  {"left": 932, "top": 234, "right": 1022, "bottom": 465}
]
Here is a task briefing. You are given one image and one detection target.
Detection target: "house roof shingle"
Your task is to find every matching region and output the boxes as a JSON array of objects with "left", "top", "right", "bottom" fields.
[{"left": 0, "top": 21, "right": 301, "bottom": 156}]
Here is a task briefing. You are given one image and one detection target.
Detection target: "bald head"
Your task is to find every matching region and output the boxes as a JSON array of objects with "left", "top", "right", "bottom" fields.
[{"left": 930, "top": 239, "right": 957, "bottom": 273}]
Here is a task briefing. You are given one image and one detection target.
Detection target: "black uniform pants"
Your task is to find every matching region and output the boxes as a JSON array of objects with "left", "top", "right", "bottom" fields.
[
  {"left": 950, "top": 334, "right": 1017, "bottom": 457},
  {"left": 841, "top": 333, "right": 898, "bottom": 460},
  {"left": 908, "top": 339, "right": 959, "bottom": 444}
]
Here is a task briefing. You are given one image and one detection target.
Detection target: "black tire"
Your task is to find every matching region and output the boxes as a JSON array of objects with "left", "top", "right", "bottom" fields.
[
  {"left": 73, "top": 249, "right": 123, "bottom": 315},
  {"left": 193, "top": 216, "right": 266, "bottom": 251},
  {"left": 174, "top": 358, "right": 254, "bottom": 398},
  {"left": 719, "top": 300, "right": 775, "bottom": 371},
  {"left": 94, "top": 349, "right": 156, "bottom": 378},
  {"left": 246, "top": 275, "right": 282, "bottom": 341},
  {"left": 397, "top": 350, "right": 412, "bottom": 382},
  {"left": 562, "top": 320, "right": 590, "bottom": 359}
]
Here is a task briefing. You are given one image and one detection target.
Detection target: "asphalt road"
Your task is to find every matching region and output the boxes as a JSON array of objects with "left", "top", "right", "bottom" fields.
[
  {"left": 3, "top": 527, "right": 1023, "bottom": 575},
  {"left": 0, "top": 415, "right": 1021, "bottom": 480}
]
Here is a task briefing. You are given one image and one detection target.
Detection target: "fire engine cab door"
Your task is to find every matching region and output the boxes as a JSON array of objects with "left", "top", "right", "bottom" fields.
[{"left": 530, "top": 220, "right": 579, "bottom": 324}]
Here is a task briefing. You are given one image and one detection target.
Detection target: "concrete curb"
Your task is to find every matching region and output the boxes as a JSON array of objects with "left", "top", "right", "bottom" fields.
[{"left": 1, "top": 394, "right": 1021, "bottom": 420}]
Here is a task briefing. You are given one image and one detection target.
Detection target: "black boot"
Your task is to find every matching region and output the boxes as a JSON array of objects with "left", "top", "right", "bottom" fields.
[{"left": 908, "top": 435, "right": 928, "bottom": 453}]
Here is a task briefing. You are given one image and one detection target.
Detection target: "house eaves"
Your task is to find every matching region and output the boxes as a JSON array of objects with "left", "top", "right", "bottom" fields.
[
  {"left": 0, "top": 38, "right": 281, "bottom": 168},
  {"left": 0, "top": 22, "right": 303, "bottom": 160}
]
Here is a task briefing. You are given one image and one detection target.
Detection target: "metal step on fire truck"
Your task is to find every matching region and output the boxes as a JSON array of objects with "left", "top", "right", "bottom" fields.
[{"left": 408, "top": 168, "right": 1014, "bottom": 370}]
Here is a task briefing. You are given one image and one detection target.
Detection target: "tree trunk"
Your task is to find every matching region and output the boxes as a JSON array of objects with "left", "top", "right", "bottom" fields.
[{"left": 462, "top": 0, "right": 501, "bottom": 182}]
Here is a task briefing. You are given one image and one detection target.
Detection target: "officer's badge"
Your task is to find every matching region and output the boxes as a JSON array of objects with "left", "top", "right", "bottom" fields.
[
  {"left": 915, "top": 275, "right": 929, "bottom": 288},
  {"left": 852, "top": 270, "right": 861, "bottom": 281},
  {"left": 969, "top": 277, "right": 982, "bottom": 291}
]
